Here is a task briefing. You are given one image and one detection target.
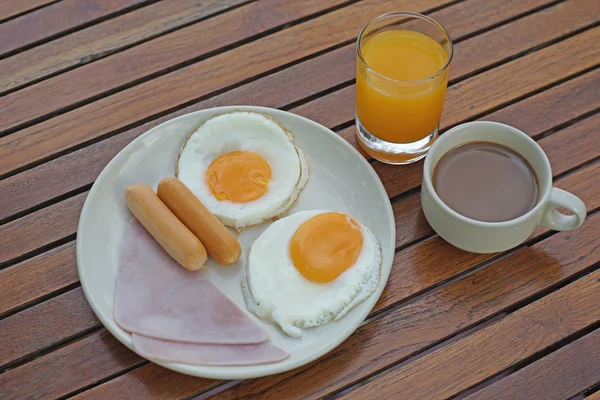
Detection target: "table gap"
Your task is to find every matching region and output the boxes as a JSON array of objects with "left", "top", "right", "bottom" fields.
[
  {"left": 326, "top": 262, "right": 600, "bottom": 400},
  {"left": 0, "top": 0, "right": 163, "bottom": 60},
  {"left": 70, "top": 205, "right": 600, "bottom": 399},
  {"left": 450, "top": 324, "right": 600, "bottom": 400},
  {"left": 0, "top": 0, "right": 555, "bottom": 139},
  {"left": 0, "top": 0, "right": 61, "bottom": 24}
]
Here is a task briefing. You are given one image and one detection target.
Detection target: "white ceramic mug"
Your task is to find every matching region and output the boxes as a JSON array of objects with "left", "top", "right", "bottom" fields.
[{"left": 421, "top": 121, "right": 586, "bottom": 253}]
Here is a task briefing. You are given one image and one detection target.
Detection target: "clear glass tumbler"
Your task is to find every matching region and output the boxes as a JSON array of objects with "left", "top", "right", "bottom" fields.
[{"left": 356, "top": 12, "right": 453, "bottom": 164}]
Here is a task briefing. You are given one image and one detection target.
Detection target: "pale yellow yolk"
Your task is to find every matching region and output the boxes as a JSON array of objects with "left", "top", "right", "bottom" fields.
[
  {"left": 290, "top": 212, "right": 363, "bottom": 283},
  {"left": 205, "top": 151, "right": 271, "bottom": 202}
]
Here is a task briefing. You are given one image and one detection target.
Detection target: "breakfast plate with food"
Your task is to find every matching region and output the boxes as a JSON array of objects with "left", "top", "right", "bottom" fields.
[{"left": 76, "top": 106, "right": 395, "bottom": 379}]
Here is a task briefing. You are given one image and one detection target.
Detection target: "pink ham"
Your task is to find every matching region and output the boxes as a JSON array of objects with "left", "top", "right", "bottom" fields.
[
  {"left": 114, "top": 219, "right": 269, "bottom": 345},
  {"left": 132, "top": 333, "right": 289, "bottom": 366}
]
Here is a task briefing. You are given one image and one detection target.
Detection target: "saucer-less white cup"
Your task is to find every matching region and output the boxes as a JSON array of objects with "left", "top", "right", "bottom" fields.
[{"left": 421, "top": 121, "right": 586, "bottom": 254}]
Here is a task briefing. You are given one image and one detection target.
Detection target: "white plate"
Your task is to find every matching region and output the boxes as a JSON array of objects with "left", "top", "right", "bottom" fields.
[{"left": 77, "top": 106, "right": 395, "bottom": 379}]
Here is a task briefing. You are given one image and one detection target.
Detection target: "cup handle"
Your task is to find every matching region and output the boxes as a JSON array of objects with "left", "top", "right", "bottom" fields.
[{"left": 540, "top": 187, "right": 586, "bottom": 231}]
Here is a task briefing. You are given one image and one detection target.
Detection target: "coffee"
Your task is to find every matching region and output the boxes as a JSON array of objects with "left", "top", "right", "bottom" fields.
[{"left": 432, "top": 142, "right": 538, "bottom": 222}]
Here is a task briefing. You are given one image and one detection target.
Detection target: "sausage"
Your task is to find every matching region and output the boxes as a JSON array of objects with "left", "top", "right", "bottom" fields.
[
  {"left": 125, "top": 184, "right": 207, "bottom": 271},
  {"left": 157, "top": 177, "right": 242, "bottom": 265}
]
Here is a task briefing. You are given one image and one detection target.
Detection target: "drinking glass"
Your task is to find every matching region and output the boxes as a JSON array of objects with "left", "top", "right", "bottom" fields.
[{"left": 356, "top": 12, "right": 453, "bottom": 164}]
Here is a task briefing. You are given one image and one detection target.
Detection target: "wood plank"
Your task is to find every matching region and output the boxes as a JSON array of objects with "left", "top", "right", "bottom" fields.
[
  {"left": 4, "top": 69, "right": 598, "bottom": 233},
  {"left": 294, "top": 0, "right": 600, "bottom": 128},
  {"left": 0, "top": 242, "right": 76, "bottom": 315},
  {"left": 1, "top": 101, "right": 596, "bottom": 320},
  {"left": 441, "top": 28, "right": 600, "bottom": 129},
  {"left": 7, "top": 0, "right": 570, "bottom": 177},
  {"left": 463, "top": 330, "right": 600, "bottom": 400},
  {"left": 340, "top": 270, "right": 600, "bottom": 400},
  {"left": 0, "top": 0, "right": 151, "bottom": 56},
  {"left": 0, "top": 43, "right": 356, "bottom": 222},
  {"left": 2, "top": 111, "right": 597, "bottom": 280},
  {"left": 0, "top": 0, "right": 247, "bottom": 93},
  {"left": 0, "top": 0, "right": 571, "bottom": 221},
  {"left": 0, "top": 192, "right": 83, "bottom": 265},
  {"left": 380, "top": 165, "right": 600, "bottom": 322},
  {"left": 0, "top": 0, "right": 350, "bottom": 132},
  {"left": 72, "top": 363, "right": 218, "bottom": 400},
  {"left": 536, "top": 113, "right": 600, "bottom": 176},
  {"left": 0, "top": 0, "right": 559, "bottom": 134},
  {"left": 449, "top": 0, "right": 600, "bottom": 81},
  {"left": 3, "top": 158, "right": 597, "bottom": 370},
  {"left": 3, "top": 23, "right": 598, "bottom": 183},
  {"left": 0, "top": 330, "right": 143, "bottom": 400},
  {"left": 0, "top": 0, "right": 54, "bottom": 21},
  {"left": 0, "top": 287, "right": 99, "bottom": 368},
  {"left": 1, "top": 4, "right": 596, "bottom": 399},
  {"left": 208, "top": 211, "right": 600, "bottom": 400},
  {"left": 9, "top": 159, "right": 600, "bottom": 375},
  {"left": 5, "top": 198, "right": 600, "bottom": 400}
]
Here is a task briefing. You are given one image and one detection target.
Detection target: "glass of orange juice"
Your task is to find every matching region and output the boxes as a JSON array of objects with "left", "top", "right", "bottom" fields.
[{"left": 356, "top": 12, "right": 453, "bottom": 164}]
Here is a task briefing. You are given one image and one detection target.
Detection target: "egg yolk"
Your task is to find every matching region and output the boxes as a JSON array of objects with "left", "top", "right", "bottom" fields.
[
  {"left": 206, "top": 151, "right": 271, "bottom": 202},
  {"left": 290, "top": 212, "right": 363, "bottom": 283}
]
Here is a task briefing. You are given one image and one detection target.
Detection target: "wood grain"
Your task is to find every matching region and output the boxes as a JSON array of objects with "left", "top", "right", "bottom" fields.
[
  {"left": 0, "top": 0, "right": 572, "bottom": 220},
  {"left": 2, "top": 110, "right": 596, "bottom": 280},
  {"left": 0, "top": 330, "right": 143, "bottom": 400},
  {"left": 0, "top": 192, "right": 84, "bottom": 265},
  {"left": 441, "top": 27, "right": 600, "bottom": 126},
  {"left": 463, "top": 329, "right": 600, "bottom": 400},
  {"left": 0, "top": 242, "right": 76, "bottom": 315},
  {"left": 72, "top": 363, "right": 219, "bottom": 400},
  {"left": 341, "top": 269, "right": 600, "bottom": 400},
  {"left": 1, "top": 98, "right": 597, "bottom": 322},
  {"left": 0, "top": 43, "right": 356, "bottom": 222},
  {"left": 0, "top": 0, "right": 247, "bottom": 93},
  {"left": 0, "top": 0, "right": 561, "bottom": 134},
  {"left": 449, "top": 0, "right": 600, "bottom": 81},
  {"left": 294, "top": 0, "right": 600, "bottom": 129},
  {"left": 0, "top": 0, "right": 150, "bottom": 56},
  {"left": 0, "top": 287, "right": 99, "bottom": 368},
  {"left": 4, "top": 201, "right": 598, "bottom": 400},
  {"left": 6, "top": 20, "right": 595, "bottom": 182},
  {"left": 0, "top": 0, "right": 496, "bottom": 177},
  {"left": 209, "top": 212, "right": 600, "bottom": 400},
  {"left": 0, "top": 0, "right": 55, "bottom": 21},
  {"left": 0, "top": 0, "right": 350, "bottom": 132},
  {"left": 538, "top": 113, "right": 600, "bottom": 175},
  {"left": 63, "top": 164, "right": 600, "bottom": 399},
  {"left": 3, "top": 157, "right": 597, "bottom": 374},
  {"left": 1, "top": 2, "right": 598, "bottom": 398}
]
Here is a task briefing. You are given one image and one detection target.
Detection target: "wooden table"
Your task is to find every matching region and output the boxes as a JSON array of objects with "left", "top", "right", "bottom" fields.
[{"left": 1, "top": 0, "right": 599, "bottom": 398}]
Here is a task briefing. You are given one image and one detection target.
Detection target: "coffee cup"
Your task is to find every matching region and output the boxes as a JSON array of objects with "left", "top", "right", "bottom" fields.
[{"left": 421, "top": 121, "right": 586, "bottom": 254}]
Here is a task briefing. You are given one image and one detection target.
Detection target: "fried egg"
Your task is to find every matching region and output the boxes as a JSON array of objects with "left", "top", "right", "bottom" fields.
[
  {"left": 243, "top": 210, "right": 382, "bottom": 337},
  {"left": 176, "top": 112, "right": 309, "bottom": 229}
]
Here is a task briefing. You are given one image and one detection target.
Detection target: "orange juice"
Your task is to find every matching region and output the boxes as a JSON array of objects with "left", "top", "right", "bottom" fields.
[{"left": 356, "top": 29, "right": 449, "bottom": 144}]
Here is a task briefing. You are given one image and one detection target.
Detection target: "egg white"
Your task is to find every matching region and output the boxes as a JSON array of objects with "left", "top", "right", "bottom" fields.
[
  {"left": 242, "top": 210, "right": 382, "bottom": 337},
  {"left": 176, "top": 112, "right": 309, "bottom": 229}
]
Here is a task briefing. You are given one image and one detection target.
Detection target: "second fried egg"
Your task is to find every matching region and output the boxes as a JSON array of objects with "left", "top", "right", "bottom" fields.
[{"left": 243, "top": 210, "right": 382, "bottom": 337}]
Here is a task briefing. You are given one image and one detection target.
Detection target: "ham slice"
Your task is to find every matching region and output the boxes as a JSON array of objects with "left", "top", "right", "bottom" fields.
[
  {"left": 132, "top": 333, "right": 289, "bottom": 366},
  {"left": 114, "top": 219, "right": 269, "bottom": 345}
]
